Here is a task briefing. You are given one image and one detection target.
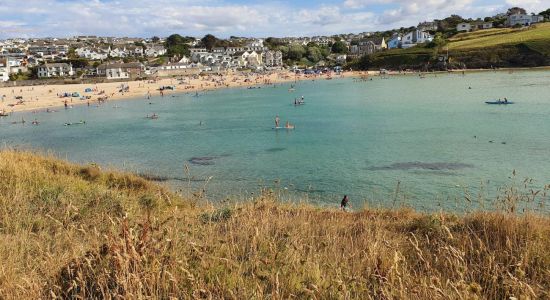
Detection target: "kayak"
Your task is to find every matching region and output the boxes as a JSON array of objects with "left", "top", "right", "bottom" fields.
[
  {"left": 64, "top": 121, "right": 86, "bottom": 126},
  {"left": 485, "top": 101, "right": 514, "bottom": 105}
]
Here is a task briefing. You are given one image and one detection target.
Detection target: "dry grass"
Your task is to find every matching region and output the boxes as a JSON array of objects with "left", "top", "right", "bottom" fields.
[
  {"left": 448, "top": 23, "right": 550, "bottom": 55},
  {"left": 1, "top": 150, "right": 550, "bottom": 299}
]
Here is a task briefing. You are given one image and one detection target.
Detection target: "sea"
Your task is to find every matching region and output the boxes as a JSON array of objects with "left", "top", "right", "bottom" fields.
[{"left": 2, "top": 70, "right": 550, "bottom": 211}]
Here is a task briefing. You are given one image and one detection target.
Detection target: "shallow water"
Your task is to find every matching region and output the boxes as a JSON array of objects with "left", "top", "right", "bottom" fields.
[{"left": 2, "top": 70, "right": 550, "bottom": 210}]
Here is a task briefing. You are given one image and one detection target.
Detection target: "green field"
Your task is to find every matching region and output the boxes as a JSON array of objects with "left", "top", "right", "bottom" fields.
[{"left": 448, "top": 23, "right": 550, "bottom": 55}]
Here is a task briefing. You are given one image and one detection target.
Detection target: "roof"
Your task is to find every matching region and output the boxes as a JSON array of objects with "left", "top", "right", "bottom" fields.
[
  {"left": 40, "top": 63, "right": 70, "bottom": 68},
  {"left": 97, "top": 62, "right": 143, "bottom": 70}
]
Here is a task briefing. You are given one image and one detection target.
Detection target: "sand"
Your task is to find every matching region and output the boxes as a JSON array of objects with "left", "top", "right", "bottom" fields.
[{"left": 0, "top": 70, "right": 366, "bottom": 114}]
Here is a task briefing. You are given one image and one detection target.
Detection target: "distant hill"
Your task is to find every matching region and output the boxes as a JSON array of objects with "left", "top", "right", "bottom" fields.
[{"left": 352, "top": 23, "right": 550, "bottom": 70}]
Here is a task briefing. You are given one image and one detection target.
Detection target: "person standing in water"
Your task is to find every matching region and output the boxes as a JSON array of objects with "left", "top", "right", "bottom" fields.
[{"left": 275, "top": 115, "right": 280, "bottom": 127}]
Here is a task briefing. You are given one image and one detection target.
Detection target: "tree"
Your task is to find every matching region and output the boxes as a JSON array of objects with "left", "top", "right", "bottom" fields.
[
  {"left": 287, "top": 44, "right": 306, "bottom": 60},
  {"left": 165, "top": 34, "right": 192, "bottom": 58},
  {"left": 306, "top": 47, "right": 323, "bottom": 63},
  {"left": 200, "top": 34, "right": 219, "bottom": 50},
  {"left": 357, "top": 55, "right": 372, "bottom": 70},
  {"left": 428, "top": 33, "right": 447, "bottom": 49},
  {"left": 151, "top": 36, "right": 160, "bottom": 43},
  {"left": 540, "top": 9, "right": 550, "bottom": 19},
  {"left": 507, "top": 7, "right": 526, "bottom": 15},
  {"left": 438, "top": 15, "right": 465, "bottom": 31},
  {"left": 67, "top": 47, "right": 79, "bottom": 60},
  {"left": 331, "top": 41, "right": 348, "bottom": 54}
]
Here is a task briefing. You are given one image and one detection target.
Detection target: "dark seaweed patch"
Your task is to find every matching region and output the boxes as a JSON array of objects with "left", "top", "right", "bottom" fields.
[
  {"left": 266, "top": 147, "right": 286, "bottom": 153},
  {"left": 368, "top": 162, "right": 473, "bottom": 171},
  {"left": 189, "top": 156, "right": 217, "bottom": 166}
]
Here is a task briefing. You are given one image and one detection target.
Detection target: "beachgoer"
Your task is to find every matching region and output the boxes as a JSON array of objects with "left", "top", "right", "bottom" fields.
[
  {"left": 341, "top": 195, "right": 349, "bottom": 211},
  {"left": 275, "top": 115, "right": 280, "bottom": 127}
]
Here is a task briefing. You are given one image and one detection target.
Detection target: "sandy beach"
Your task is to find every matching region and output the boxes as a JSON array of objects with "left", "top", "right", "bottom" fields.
[{"left": 0, "top": 70, "right": 365, "bottom": 114}]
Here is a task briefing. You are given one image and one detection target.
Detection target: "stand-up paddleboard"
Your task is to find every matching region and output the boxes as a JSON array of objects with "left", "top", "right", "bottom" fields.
[
  {"left": 273, "top": 126, "right": 295, "bottom": 130},
  {"left": 485, "top": 101, "right": 514, "bottom": 105}
]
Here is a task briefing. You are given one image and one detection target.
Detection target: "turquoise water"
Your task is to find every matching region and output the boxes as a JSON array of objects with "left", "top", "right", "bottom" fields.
[{"left": 2, "top": 70, "right": 550, "bottom": 210}]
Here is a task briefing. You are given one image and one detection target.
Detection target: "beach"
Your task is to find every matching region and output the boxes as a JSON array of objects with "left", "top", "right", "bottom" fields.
[{"left": 0, "top": 70, "right": 365, "bottom": 114}]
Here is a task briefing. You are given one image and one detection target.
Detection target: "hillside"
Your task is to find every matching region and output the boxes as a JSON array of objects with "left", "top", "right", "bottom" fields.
[
  {"left": 448, "top": 23, "right": 550, "bottom": 56},
  {"left": 1, "top": 150, "right": 550, "bottom": 299},
  {"left": 357, "top": 23, "right": 550, "bottom": 70}
]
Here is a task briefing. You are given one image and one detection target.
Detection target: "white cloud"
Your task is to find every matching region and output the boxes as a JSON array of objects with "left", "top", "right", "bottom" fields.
[
  {"left": 505, "top": 0, "right": 548, "bottom": 13},
  {"left": 0, "top": 0, "right": 544, "bottom": 38}
]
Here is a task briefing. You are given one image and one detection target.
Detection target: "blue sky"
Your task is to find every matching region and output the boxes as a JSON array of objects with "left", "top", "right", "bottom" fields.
[{"left": 0, "top": 0, "right": 547, "bottom": 38}]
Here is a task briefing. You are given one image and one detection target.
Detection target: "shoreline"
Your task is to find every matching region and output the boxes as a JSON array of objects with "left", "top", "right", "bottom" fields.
[
  {"left": 0, "top": 71, "right": 362, "bottom": 114},
  {"left": 2, "top": 66, "right": 548, "bottom": 114}
]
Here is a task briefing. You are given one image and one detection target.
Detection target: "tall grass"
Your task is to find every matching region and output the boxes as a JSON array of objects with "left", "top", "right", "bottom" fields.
[{"left": 1, "top": 150, "right": 549, "bottom": 299}]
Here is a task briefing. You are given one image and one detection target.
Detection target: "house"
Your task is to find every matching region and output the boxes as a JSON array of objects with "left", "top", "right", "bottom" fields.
[
  {"left": 350, "top": 37, "right": 386, "bottom": 56},
  {"left": 246, "top": 51, "right": 263, "bottom": 68},
  {"left": 145, "top": 44, "right": 166, "bottom": 57},
  {"left": 189, "top": 48, "right": 208, "bottom": 54},
  {"left": 418, "top": 21, "right": 438, "bottom": 31},
  {"left": 37, "top": 63, "right": 74, "bottom": 78},
  {"left": 97, "top": 62, "right": 144, "bottom": 80},
  {"left": 387, "top": 34, "right": 402, "bottom": 49},
  {"left": 456, "top": 23, "right": 472, "bottom": 32},
  {"left": 506, "top": 13, "right": 544, "bottom": 27},
  {"left": 471, "top": 21, "right": 493, "bottom": 30},
  {"left": 457, "top": 21, "right": 493, "bottom": 32},
  {"left": 264, "top": 50, "right": 283, "bottom": 67},
  {"left": 401, "top": 30, "right": 433, "bottom": 48},
  {"left": 0, "top": 59, "right": 8, "bottom": 82},
  {"left": 225, "top": 47, "right": 246, "bottom": 54},
  {"left": 75, "top": 47, "right": 109, "bottom": 60}
]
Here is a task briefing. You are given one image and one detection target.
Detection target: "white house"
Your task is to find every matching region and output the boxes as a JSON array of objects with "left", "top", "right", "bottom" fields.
[
  {"left": 401, "top": 30, "right": 433, "bottom": 48},
  {"left": 97, "top": 62, "right": 144, "bottom": 80},
  {"left": 37, "top": 63, "right": 74, "bottom": 78},
  {"left": 246, "top": 51, "right": 263, "bottom": 68},
  {"left": 457, "top": 23, "right": 472, "bottom": 32},
  {"left": 506, "top": 14, "right": 544, "bottom": 27},
  {"left": 0, "top": 62, "right": 8, "bottom": 82},
  {"left": 145, "top": 44, "right": 166, "bottom": 57},
  {"left": 76, "top": 47, "right": 108, "bottom": 60},
  {"left": 457, "top": 21, "right": 493, "bottom": 32}
]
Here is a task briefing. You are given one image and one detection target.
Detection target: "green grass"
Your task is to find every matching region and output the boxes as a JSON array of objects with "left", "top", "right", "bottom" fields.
[{"left": 448, "top": 23, "right": 550, "bottom": 55}]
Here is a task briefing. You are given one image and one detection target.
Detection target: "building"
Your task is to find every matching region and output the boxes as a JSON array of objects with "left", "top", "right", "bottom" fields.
[
  {"left": 387, "top": 34, "right": 402, "bottom": 49},
  {"left": 418, "top": 21, "right": 438, "bottom": 31},
  {"left": 506, "top": 14, "right": 544, "bottom": 27},
  {"left": 97, "top": 62, "right": 144, "bottom": 80},
  {"left": 457, "top": 21, "right": 493, "bottom": 32},
  {"left": 76, "top": 47, "right": 109, "bottom": 60},
  {"left": 37, "top": 63, "right": 74, "bottom": 78},
  {"left": 401, "top": 30, "right": 433, "bottom": 48},
  {"left": 145, "top": 44, "right": 166, "bottom": 57},
  {"left": 264, "top": 50, "right": 283, "bottom": 67},
  {"left": 0, "top": 60, "right": 8, "bottom": 82},
  {"left": 350, "top": 37, "right": 386, "bottom": 56},
  {"left": 456, "top": 23, "right": 472, "bottom": 32},
  {"left": 472, "top": 21, "right": 493, "bottom": 30}
]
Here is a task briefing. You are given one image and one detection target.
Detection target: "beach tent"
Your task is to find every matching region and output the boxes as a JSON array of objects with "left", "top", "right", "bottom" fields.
[
  {"left": 84, "top": 88, "right": 92, "bottom": 93},
  {"left": 72, "top": 92, "right": 81, "bottom": 97}
]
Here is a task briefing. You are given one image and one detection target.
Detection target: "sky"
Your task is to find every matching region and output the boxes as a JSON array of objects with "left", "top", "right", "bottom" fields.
[{"left": 0, "top": 0, "right": 548, "bottom": 39}]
